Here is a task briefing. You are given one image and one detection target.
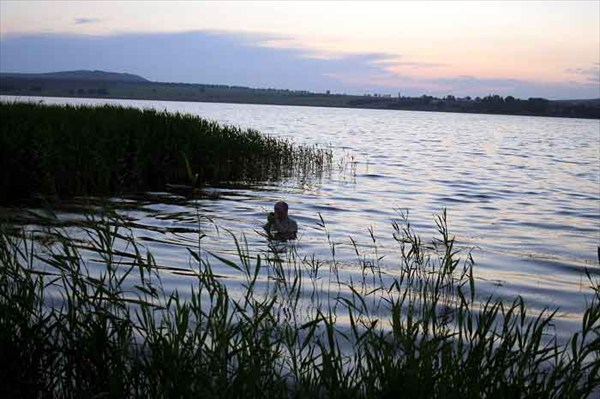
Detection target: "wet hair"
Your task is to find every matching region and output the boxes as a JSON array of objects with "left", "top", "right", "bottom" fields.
[{"left": 274, "top": 201, "right": 288, "bottom": 214}]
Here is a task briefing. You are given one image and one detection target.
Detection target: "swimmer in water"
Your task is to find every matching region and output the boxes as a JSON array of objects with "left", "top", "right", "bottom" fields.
[{"left": 263, "top": 201, "right": 298, "bottom": 240}]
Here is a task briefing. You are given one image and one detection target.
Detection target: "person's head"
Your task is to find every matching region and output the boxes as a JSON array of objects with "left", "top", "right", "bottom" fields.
[{"left": 274, "top": 201, "right": 288, "bottom": 219}]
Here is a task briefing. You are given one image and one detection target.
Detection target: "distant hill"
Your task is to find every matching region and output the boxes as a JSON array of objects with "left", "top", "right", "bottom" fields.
[
  {"left": 0, "top": 70, "right": 148, "bottom": 82},
  {"left": 0, "top": 70, "right": 598, "bottom": 119}
]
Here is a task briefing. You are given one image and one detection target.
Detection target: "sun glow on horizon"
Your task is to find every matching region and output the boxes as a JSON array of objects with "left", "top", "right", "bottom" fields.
[{"left": 1, "top": 1, "right": 598, "bottom": 98}]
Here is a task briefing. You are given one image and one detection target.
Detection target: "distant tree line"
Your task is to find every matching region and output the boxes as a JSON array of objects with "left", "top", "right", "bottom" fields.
[
  {"left": 1, "top": 75, "right": 598, "bottom": 119},
  {"left": 67, "top": 88, "right": 110, "bottom": 96},
  {"left": 350, "top": 94, "right": 599, "bottom": 119}
]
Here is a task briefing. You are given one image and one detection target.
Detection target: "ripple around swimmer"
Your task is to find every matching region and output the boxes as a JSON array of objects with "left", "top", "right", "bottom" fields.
[
  {"left": 516, "top": 220, "right": 598, "bottom": 233},
  {"left": 433, "top": 179, "right": 481, "bottom": 188},
  {"left": 330, "top": 195, "right": 368, "bottom": 203},
  {"left": 554, "top": 208, "right": 599, "bottom": 219},
  {"left": 307, "top": 204, "right": 353, "bottom": 213},
  {"left": 435, "top": 196, "right": 479, "bottom": 204},
  {"left": 478, "top": 205, "right": 500, "bottom": 211},
  {"left": 361, "top": 173, "right": 390, "bottom": 179}
]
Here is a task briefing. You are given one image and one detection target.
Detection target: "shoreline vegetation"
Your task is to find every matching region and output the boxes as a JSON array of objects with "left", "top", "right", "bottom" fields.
[
  {"left": 1, "top": 72, "right": 599, "bottom": 398},
  {"left": 0, "top": 101, "right": 332, "bottom": 205},
  {"left": 1, "top": 211, "right": 598, "bottom": 398},
  {"left": 1, "top": 70, "right": 599, "bottom": 119}
]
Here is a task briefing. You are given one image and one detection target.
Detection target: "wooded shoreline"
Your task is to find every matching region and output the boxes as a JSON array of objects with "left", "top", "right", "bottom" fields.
[{"left": 2, "top": 73, "right": 599, "bottom": 119}]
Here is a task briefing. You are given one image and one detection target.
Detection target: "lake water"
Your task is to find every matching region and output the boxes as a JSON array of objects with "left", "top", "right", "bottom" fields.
[{"left": 3, "top": 95, "right": 599, "bottom": 340}]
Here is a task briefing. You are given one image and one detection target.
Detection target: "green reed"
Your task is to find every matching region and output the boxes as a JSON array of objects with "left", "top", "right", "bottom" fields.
[
  {"left": 0, "top": 102, "right": 332, "bottom": 203},
  {"left": 0, "top": 211, "right": 598, "bottom": 398}
]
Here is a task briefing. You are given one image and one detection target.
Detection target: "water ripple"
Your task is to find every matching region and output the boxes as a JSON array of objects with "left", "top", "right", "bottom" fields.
[{"left": 4, "top": 95, "right": 599, "bottom": 339}]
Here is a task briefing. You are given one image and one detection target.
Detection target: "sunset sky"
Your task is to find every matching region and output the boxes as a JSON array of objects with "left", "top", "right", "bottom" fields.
[{"left": 1, "top": 0, "right": 599, "bottom": 99}]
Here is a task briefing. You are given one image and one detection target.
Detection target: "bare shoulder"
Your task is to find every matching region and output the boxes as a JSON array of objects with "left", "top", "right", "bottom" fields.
[{"left": 289, "top": 217, "right": 298, "bottom": 232}]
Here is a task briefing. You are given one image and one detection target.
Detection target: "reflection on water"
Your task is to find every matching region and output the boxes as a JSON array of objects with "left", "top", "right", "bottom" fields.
[{"left": 2, "top": 95, "right": 599, "bottom": 340}]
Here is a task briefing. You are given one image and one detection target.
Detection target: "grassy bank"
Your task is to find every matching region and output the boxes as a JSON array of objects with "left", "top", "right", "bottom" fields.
[
  {"left": 0, "top": 102, "right": 331, "bottom": 204},
  {"left": 1, "top": 211, "right": 598, "bottom": 398}
]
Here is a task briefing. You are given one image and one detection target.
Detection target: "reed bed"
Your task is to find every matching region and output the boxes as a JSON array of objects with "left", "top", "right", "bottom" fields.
[
  {"left": 0, "top": 101, "right": 332, "bottom": 203},
  {"left": 1, "top": 211, "right": 598, "bottom": 398}
]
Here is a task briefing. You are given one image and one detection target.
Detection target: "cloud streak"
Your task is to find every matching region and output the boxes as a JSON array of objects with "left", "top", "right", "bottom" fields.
[
  {"left": 566, "top": 63, "right": 600, "bottom": 83},
  {"left": 425, "top": 75, "right": 599, "bottom": 99},
  {"left": 392, "top": 61, "right": 447, "bottom": 68},
  {"left": 0, "top": 30, "right": 597, "bottom": 99},
  {"left": 74, "top": 17, "right": 101, "bottom": 25}
]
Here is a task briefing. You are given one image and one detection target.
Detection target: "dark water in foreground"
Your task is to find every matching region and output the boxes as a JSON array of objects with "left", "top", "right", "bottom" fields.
[{"left": 2, "top": 95, "right": 599, "bottom": 340}]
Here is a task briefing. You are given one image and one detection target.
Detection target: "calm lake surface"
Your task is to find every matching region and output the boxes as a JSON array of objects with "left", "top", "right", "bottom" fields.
[{"left": 3, "top": 95, "right": 600, "bottom": 340}]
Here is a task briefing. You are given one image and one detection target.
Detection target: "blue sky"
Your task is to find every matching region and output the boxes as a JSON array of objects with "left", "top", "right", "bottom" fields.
[{"left": 1, "top": 1, "right": 599, "bottom": 99}]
